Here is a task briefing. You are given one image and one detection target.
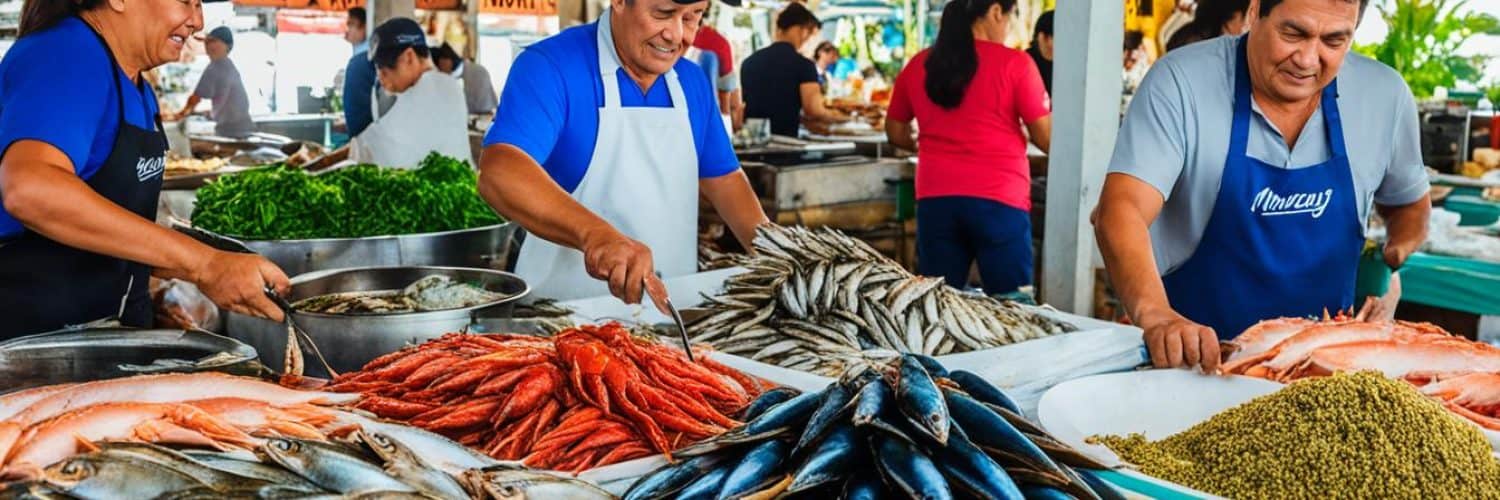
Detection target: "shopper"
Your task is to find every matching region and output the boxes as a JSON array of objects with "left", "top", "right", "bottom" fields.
[
  {"left": 342, "top": 7, "right": 378, "bottom": 136},
  {"left": 478, "top": 0, "right": 767, "bottom": 306},
  {"left": 348, "top": 18, "right": 471, "bottom": 167},
  {"left": 1026, "top": 10, "right": 1054, "bottom": 94},
  {"left": 0, "top": 0, "right": 289, "bottom": 336},
  {"left": 885, "top": 0, "right": 1051, "bottom": 295},
  {"left": 692, "top": 8, "right": 741, "bottom": 119},
  {"left": 172, "top": 26, "right": 255, "bottom": 138},
  {"left": 1165, "top": 0, "right": 1251, "bottom": 52},
  {"left": 432, "top": 43, "right": 498, "bottom": 115},
  {"left": 1095, "top": 0, "right": 1430, "bottom": 372},
  {"left": 814, "top": 41, "right": 838, "bottom": 90},
  {"left": 740, "top": 3, "right": 849, "bottom": 137}
]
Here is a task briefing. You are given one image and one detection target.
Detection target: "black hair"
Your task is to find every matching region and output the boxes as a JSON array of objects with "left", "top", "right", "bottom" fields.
[
  {"left": 926, "top": 0, "right": 1016, "bottom": 110},
  {"left": 20, "top": 0, "right": 103, "bottom": 37},
  {"left": 433, "top": 43, "right": 462, "bottom": 65},
  {"left": 1032, "top": 9, "right": 1054, "bottom": 40},
  {"left": 776, "top": 2, "right": 821, "bottom": 32},
  {"left": 1166, "top": 0, "right": 1250, "bottom": 52},
  {"left": 349, "top": 7, "right": 367, "bottom": 27},
  {"left": 1258, "top": 0, "right": 1368, "bottom": 19},
  {"left": 816, "top": 41, "right": 837, "bottom": 55},
  {"left": 1123, "top": 30, "right": 1145, "bottom": 52}
]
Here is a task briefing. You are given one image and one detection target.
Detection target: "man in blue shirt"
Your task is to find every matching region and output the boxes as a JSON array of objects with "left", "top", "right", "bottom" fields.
[
  {"left": 342, "top": 7, "right": 377, "bottom": 137},
  {"left": 479, "top": 0, "right": 767, "bottom": 308}
]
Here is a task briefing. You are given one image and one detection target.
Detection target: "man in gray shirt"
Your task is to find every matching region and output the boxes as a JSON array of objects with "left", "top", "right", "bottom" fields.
[
  {"left": 433, "top": 43, "right": 497, "bottom": 115},
  {"left": 173, "top": 27, "right": 255, "bottom": 138},
  {"left": 1094, "top": 0, "right": 1431, "bottom": 372}
]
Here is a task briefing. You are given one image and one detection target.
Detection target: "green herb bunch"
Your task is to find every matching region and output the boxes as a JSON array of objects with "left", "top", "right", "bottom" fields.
[{"left": 191, "top": 152, "right": 504, "bottom": 240}]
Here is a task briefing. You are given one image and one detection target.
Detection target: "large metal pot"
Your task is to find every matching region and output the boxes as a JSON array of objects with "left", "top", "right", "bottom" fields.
[
  {"left": 226, "top": 266, "right": 529, "bottom": 377},
  {"left": 161, "top": 191, "right": 518, "bottom": 276},
  {"left": 0, "top": 328, "right": 258, "bottom": 393}
]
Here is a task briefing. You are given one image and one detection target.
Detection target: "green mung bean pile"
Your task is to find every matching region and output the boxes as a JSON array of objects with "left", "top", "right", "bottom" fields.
[{"left": 1092, "top": 371, "right": 1500, "bottom": 500}]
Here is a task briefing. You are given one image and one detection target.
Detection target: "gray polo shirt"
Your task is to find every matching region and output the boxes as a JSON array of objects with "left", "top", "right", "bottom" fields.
[
  {"left": 195, "top": 58, "right": 255, "bottom": 138},
  {"left": 1107, "top": 35, "right": 1428, "bottom": 274}
]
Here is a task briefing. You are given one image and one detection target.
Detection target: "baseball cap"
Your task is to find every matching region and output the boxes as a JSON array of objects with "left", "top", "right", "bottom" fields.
[
  {"left": 207, "top": 26, "right": 234, "bottom": 49},
  {"left": 369, "top": 17, "right": 428, "bottom": 68}
]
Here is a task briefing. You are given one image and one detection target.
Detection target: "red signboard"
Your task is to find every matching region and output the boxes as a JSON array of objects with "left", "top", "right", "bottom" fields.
[
  {"left": 234, "top": 0, "right": 365, "bottom": 10},
  {"left": 479, "top": 0, "right": 556, "bottom": 15}
]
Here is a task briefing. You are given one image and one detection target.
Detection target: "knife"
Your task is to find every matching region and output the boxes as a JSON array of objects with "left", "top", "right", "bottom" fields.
[{"left": 652, "top": 272, "right": 695, "bottom": 362}]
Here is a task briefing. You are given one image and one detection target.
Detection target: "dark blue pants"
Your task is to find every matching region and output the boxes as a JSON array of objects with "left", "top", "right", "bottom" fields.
[{"left": 916, "top": 196, "right": 1033, "bottom": 295}]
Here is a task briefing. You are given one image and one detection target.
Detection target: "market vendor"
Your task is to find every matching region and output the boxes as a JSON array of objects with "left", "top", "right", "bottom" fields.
[
  {"left": 741, "top": 3, "right": 850, "bottom": 137},
  {"left": 478, "top": 0, "right": 769, "bottom": 306},
  {"left": 171, "top": 26, "right": 255, "bottom": 138},
  {"left": 348, "top": 18, "right": 471, "bottom": 167},
  {"left": 0, "top": 0, "right": 290, "bottom": 336},
  {"left": 1095, "top": 0, "right": 1431, "bottom": 371},
  {"left": 432, "top": 43, "right": 498, "bottom": 116}
]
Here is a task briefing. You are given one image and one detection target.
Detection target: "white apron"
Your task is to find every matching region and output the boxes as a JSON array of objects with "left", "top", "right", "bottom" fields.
[{"left": 513, "top": 9, "right": 699, "bottom": 301}]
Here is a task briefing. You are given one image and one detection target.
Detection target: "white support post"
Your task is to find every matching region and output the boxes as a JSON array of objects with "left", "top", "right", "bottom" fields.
[
  {"left": 1040, "top": 0, "right": 1122, "bottom": 315},
  {"left": 373, "top": 0, "right": 417, "bottom": 25}
]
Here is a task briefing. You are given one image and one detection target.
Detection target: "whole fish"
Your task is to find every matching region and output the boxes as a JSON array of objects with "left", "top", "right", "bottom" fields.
[
  {"left": 354, "top": 429, "right": 470, "bottom": 500},
  {"left": 7, "top": 373, "right": 358, "bottom": 426},
  {"left": 786, "top": 424, "right": 858, "bottom": 494},
  {"left": 873, "top": 436, "right": 952, "bottom": 500},
  {"left": 624, "top": 454, "right": 731, "bottom": 500},
  {"left": 259, "top": 438, "right": 417, "bottom": 495},
  {"left": 946, "top": 370, "right": 1022, "bottom": 415},
  {"left": 842, "top": 470, "right": 882, "bottom": 500},
  {"left": 896, "top": 356, "right": 949, "bottom": 445},
  {"left": 851, "top": 377, "right": 892, "bottom": 426},
  {"left": 0, "top": 480, "right": 71, "bottom": 500},
  {"left": 739, "top": 388, "right": 799, "bottom": 421},
  {"left": 675, "top": 388, "right": 823, "bottom": 458},
  {"left": 6, "top": 402, "right": 258, "bottom": 474},
  {"left": 178, "top": 450, "right": 327, "bottom": 490},
  {"left": 94, "top": 442, "right": 274, "bottom": 492},
  {"left": 716, "top": 438, "right": 793, "bottom": 500},
  {"left": 674, "top": 461, "right": 733, "bottom": 500},
  {"left": 790, "top": 383, "right": 853, "bottom": 456},
  {"left": 463, "top": 468, "right": 614, "bottom": 500},
  {"left": 944, "top": 389, "right": 1067, "bottom": 480},
  {"left": 1074, "top": 467, "right": 1128, "bottom": 500},
  {"left": 41, "top": 454, "right": 205, "bottom": 500},
  {"left": 934, "top": 421, "right": 1023, "bottom": 500},
  {"left": 345, "top": 414, "right": 509, "bottom": 476}
]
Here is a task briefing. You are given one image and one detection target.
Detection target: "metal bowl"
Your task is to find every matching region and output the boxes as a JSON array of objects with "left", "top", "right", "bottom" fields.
[
  {"left": 225, "top": 266, "right": 530, "bottom": 377},
  {"left": 0, "top": 328, "right": 258, "bottom": 394}
]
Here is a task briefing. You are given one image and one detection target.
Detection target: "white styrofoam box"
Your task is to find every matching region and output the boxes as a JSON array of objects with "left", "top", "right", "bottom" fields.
[
  {"left": 936, "top": 308, "right": 1146, "bottom": 418},
  {"left": 566, "top": 351, "right": 833, "bottom": 495},
  {"left": 1037, "top": 370, "right": 1283, "bottom": 468}
]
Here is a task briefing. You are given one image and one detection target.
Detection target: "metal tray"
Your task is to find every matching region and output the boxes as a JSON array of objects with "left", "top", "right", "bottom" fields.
[{"left": 0, "top": 328, "right": 258, "bottom": 394}]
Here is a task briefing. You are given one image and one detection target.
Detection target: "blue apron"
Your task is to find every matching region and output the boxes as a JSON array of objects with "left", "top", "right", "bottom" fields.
[{"left": 1161, "top": 38, "right": 1363, "bottom": 340}]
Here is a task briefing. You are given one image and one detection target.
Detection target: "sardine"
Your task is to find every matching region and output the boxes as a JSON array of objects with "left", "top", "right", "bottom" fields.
[
  {"left": 259, "top": 438, "right": 417, "bottom": 495},
  {"left": 354, "top": 429, "right": 470, "bottom": 500},
  {"left": 94, "top": 442, "right": 274, "bottom": 492},
  {"left": 465, "top": 468, "right": 614, "bottom": 500},
  {"left": 42, "top": 454, "right": 205, "bottom": 500}
]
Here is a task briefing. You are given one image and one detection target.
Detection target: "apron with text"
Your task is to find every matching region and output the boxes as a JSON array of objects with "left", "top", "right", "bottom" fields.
[
  {"left": 0, "top": 26, "right": 166, "bottom": 337},
  {"left": 513, "top": 9, "right": 699, "bottom": 301},
  {"left": 1161, "top": 38, "right": 1363, "bottom": 340}
]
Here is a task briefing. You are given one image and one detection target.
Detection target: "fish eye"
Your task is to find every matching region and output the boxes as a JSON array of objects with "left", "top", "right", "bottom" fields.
[
  {"left": 273, "top": 440, "right": 293, "bottom": 450},
  {"left": 500, "top": 485, "right": 520, "bottom": 497}
]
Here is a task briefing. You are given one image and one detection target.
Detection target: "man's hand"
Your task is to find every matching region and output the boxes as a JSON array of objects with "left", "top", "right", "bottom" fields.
[
  {"left": 1139, "top": 310, "right": 1221, "bottom": 373},
  {"left": 581, "top": 228, "right": 670, "bottom": 314},
  {"left": 1383, "top": 241, "right": 1417, "bottom": 270},
  {"left": 189, "top": 250, "right": 290, "bottom": 322}
]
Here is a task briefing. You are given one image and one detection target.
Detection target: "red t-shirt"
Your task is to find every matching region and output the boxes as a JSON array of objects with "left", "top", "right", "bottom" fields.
[
  {"left": 888, "top": 41, "right": 1050, "bottom": 211},
  {"left": 693, "top": 26, "right": 734, "bottom": 77}
]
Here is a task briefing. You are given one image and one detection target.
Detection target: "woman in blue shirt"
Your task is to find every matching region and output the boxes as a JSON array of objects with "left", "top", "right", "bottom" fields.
[{"left": 0, "top": 0, "right": 290, "bottom": 336}]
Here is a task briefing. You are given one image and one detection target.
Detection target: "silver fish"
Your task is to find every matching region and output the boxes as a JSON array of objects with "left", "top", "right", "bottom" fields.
[
  {"left": 259, "top": 438, "right": 417, "bottom": 495},
  {"left": 42, "top": 454, "right": 205, "bottom": 500},
  {"left": 465, "top": 468, "right": 616, "bottom": 500},
  {"left": 355, "top": 429, "right": 471, "bottom": 500}
]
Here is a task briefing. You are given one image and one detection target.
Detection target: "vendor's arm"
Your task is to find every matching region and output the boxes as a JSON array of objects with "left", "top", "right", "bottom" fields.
[
  {"left": 701, "top": 172, "right": 767, "bottom": 251},
  {"left": 1017, "top": 55, "right": 1052, "bottom": 153},
  {"left": 477, "top": 50, "right": 668, "bottom": 311},
  {"left": 694, "top": 70, "right": 768, "bottom": 250},
  {"left": 799, "top": 82, "right": 850, "bottom": 123},
  {"left": 173, "top": 94, "right": 202, "bottom": 121},
  {"left": 1093, "top": 59, "right": 1218, "bottom": 372},
  {"left": 0, "top": 142, "right": 288, "bottom": 320},
  {"left": 1373, "top": 82, "right": 1433, "bottom": 270}
]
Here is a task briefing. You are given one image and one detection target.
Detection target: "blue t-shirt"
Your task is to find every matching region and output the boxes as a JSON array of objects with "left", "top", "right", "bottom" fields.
[
  {"left": 484, "top": 20, "right": 737, "bottom": 193},
  {"left": 0, "top": 17, "right": 160, "bottom": 238},
  {"left": 343, "top": 42, "right": 377, "bottom": 138}
]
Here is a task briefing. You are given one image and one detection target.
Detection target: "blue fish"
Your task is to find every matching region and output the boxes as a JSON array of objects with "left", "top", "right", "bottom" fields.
[
  {"left": 948, "top": 370, "right": 1022, "bottom": 415},
  {"left": 944, "top": 388, "right": 1067, "bottom": 479},
  {"left": 741, "top": 388, "right": 799, "bottom": 421},
  {"left": 874, "top": 435, "right": 953, "bottom": 500},
  {"left": 787, "top": 424, "right": 858, "bottom": 494},
  {"left": 791, "top": 383, "right": 854, "bottom": 457},
  {"left": 676, "top": 388, "right": 825, "bottom": 458},
  {"left": 936, "top": 420, "right": 1024, "bottom": 500},
  {"left": 674, "top": 461, "right": 733, "bottom": 500},
  {"left": 716, "top": 439, "right": 794, "bottom": 500},
  {"left": 624, "top": 454, "right": 730, "bottom": 500},
  {"left": 898, "top": 356, "right": 950, "bottom": 445},
  {"left": 842, "top": 471, "right": 883, "bottom": 500},
  {"left": 851, "top": 377, "right": 892, "bottom": 426},
  {"left": 907, "top": 354, "right": 950, "bottom": 378}
]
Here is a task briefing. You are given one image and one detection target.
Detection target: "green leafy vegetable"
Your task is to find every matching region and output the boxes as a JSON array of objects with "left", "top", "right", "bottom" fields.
[{"left": 191, "top": 152, "right": 504, "bottom": 240}]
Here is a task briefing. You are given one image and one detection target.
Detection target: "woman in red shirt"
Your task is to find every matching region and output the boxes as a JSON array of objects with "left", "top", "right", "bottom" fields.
[{"left": 886, "top": 0, "right": 1051, "bottom": 295}]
